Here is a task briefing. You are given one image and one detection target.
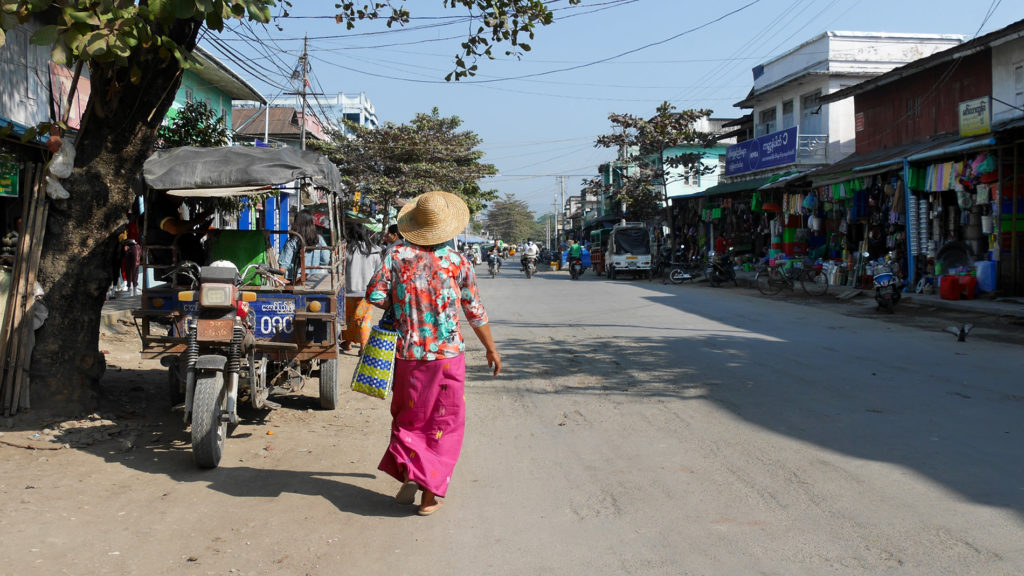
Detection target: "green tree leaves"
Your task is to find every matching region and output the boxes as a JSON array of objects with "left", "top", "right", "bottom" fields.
[
  {"left": 484, "top": 194, "right": 537, "bottom": 243},
  {"left": 594, "top": 102, "right": 717, "bottom": 231},
  {"left": 156, "top": 99, "right": 229, "bottom": 149},
  {"left": 310, "top": 107, "right": 498, "bottom": 223}
]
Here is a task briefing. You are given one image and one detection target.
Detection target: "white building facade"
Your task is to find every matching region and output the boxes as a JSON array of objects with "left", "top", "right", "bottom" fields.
[
  {"left": 269, "top": 92, "right": 377, "bottom": 134},
  {"left": 727, "top": 31, "right": 963, "bottom": 181},
  {"left": 992, "top": 35, "right": 1024, "bottom": 126}
]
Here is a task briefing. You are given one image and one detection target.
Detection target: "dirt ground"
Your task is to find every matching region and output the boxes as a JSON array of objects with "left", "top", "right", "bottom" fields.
[{"left": 0, "top": 318, "right": 400, "bottom": 576}]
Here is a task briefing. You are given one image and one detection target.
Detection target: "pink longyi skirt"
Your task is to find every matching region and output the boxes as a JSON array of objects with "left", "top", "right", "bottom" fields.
[{"left": 378, "top": 355, "right": 466, "bottom": 498}]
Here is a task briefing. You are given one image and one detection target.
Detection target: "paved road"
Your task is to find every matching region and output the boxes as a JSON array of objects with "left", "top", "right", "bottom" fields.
[
  {"left": 450, "top": 266, "right": 1024, "bottom": 575},
  {"left": 4, "top": 265, "right": 1022, "bottom": 575}
]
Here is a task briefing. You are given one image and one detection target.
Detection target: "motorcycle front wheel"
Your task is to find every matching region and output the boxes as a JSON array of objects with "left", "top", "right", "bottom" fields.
[
  {"left": 882, "top": 294, "right": 895, "bottom": 314},
  {"left": 706, "top": 268, "right": 719, "bottom": 287},
  {"left": 192, "top": 372, "right": 227, "bottom": 469}
]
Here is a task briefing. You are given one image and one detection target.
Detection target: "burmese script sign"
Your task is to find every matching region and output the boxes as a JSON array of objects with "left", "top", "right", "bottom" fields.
[
  {"left": 725, "top": 126, "right": 798, "bottom": 177},
  {"left": 958, "top": 97, "right": 991, "bottom": 137}
]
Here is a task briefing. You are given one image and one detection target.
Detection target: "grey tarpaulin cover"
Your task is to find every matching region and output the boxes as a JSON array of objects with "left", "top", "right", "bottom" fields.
[{"left": 142, "top": 146, "right": 342, "bottom": 193}]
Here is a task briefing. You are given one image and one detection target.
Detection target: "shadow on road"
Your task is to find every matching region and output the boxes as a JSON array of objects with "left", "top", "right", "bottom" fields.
[{"left": 478, "top": 280, "right": 1024, "bottom": 519}]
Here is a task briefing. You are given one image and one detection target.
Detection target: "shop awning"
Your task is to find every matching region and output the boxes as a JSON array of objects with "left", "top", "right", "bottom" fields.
[
  {"left": 702, "top": 175, "right": 775, "bottom": 197},
  {"left": 808, "top": 133, "right": 1001, "bottom": 188},
  {"left": 758, "top": 170, "right": 813, "bottom": 190},
  {"left": 808, "top": 143, "right": 921, "bottom": 187},
  {"left": 905, "top": 134, "right": 997, "bottom": 163}
]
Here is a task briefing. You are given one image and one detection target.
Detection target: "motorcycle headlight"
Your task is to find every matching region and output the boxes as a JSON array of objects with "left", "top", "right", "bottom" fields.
[{"left": 199, "top": 283, "right": 235, "bottom": 308}]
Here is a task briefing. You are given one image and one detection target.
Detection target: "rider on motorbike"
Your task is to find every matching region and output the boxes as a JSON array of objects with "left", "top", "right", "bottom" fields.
[
  {"left": 521, "top": 239, "right": 539, "bottom": 271},
  {"left": 567, "top": 240, "right": 583, "bottom": 269},
  {"left": 488, "top": 241, "right": 503, "bottom": 272}
]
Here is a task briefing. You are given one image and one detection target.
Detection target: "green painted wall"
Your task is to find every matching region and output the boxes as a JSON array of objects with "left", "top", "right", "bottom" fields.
[{"left": 164, "top": 68, "right": 235, "bottom": 131}]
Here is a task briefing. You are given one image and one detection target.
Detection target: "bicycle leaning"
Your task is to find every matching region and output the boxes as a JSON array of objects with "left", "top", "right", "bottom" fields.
[{"left": 755, "top": 257, "right": 829, "bottom": 297}]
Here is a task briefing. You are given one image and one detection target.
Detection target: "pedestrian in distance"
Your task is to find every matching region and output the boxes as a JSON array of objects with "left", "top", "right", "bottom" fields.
[
  {"left": 366, "top": 189, "right": 501, "bottom": 516},
  {"left": 340, "top": 221, "right": 381, "bottom": 352},
  {"left": 382, "top": 223, "right": 402, "bottom": 250}
]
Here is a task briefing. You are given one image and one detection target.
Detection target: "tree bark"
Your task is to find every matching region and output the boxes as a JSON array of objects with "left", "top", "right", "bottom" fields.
[{"left": 29, "top": 22, "right": 200, "bottom": 414}]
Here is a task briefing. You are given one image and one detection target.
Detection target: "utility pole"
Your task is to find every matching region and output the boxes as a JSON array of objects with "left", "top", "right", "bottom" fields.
[
  {"left": 559, "top": 176, "right": 566, "bottom": 241},
  {"left": 285, "top": 36, "right": 324, "bottom": 151},
  {"left": 551, "top": 194, "right": 558, "bottom": 251},
  {"left": 298, "top": 37, "right": 308, "bottom": 150}
]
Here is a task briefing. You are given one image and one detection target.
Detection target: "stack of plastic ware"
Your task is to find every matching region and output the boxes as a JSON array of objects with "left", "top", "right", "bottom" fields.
[
  {"left": 913, "top": 193, "right": 921, "bottom": 254},
  {"left": 919, "top": 196, "right": 931, "bottom": 256}
]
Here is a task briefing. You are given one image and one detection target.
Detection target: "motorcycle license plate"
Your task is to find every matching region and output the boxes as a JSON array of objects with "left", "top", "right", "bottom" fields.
[{"left": 197, "top": 318, "right": 235, "bottom": 342}]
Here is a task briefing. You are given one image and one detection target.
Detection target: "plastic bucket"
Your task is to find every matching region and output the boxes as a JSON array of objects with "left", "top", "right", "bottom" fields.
[
  {"left": 981, "top": 215, "right": 994, "bottom": 234},
  {"left": 939, "top": 275, "right": 960, "bottom": 300},
  {"left": 975, "top": 261, "right": 996, "bottom": 292}
]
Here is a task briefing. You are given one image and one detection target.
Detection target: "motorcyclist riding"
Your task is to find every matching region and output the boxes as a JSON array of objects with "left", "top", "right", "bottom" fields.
[
  {"left": 567, "top": 240, "right": 583, "bottom": 267},
  {"left": 521, "top": 239, "right": 539, "bottom": 271},
  {"left": 489, "top": 241, "right": 503, "bottom": 272}
]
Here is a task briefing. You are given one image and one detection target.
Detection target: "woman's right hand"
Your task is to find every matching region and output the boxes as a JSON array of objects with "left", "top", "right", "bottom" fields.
[{"left": 486, "top": 349, "right": 501, "bottom": 376}]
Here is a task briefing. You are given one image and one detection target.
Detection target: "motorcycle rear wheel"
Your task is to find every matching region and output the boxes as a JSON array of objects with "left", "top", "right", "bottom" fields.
[
  {"left": 668, "top": 268, "right": 688, "bottom": 284},
  {"left": 192, "top": 372, "right": 227, "bottom": 469}
]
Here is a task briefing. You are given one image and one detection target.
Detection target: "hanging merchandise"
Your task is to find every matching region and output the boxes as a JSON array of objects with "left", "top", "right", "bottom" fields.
[
  {"left": 908, "top": 195, "right": 919, "bottom": 255},
  {"left": 802, "top": 192, "right": 818, "bottom": 212}
]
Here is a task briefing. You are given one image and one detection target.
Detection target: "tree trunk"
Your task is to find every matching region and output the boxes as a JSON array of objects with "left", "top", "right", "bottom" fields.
[{"left": 29, "top": 23, "right": 200, "bottom": 414}]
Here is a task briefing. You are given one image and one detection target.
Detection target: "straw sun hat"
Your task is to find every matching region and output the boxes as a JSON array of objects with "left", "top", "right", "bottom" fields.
[{"left": 397, "top": 190, "right": 470, "bottom": 246}]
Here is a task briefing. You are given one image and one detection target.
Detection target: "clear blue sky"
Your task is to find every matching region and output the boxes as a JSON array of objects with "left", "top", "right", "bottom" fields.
[{"left": 207, "top": 0, "right": 1024, "bottom": 215}]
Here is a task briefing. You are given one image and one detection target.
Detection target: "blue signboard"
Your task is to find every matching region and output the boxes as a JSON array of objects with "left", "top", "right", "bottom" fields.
[{"left": 725, "top": 126, "right": 798, "bottom": 177}]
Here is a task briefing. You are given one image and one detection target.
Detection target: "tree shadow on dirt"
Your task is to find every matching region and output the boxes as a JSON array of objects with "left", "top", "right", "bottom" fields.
[{"left": 22, "top": 363, "right": 415, "bottom": 519}]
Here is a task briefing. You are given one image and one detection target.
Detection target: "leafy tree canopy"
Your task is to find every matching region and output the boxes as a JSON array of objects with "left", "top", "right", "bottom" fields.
[
  {"left": 592, "top": 101, "right": 717, "bottom": 242},
  {"left": 484, "top": 194, "right": 536, "bottom": 243},
  {"left": 0, "top": 0, "right": 576, "bottom": 414},
  {"left": 156, "top": 99, "right": 229, "bottom": 149},
  {"left": 0, "top": 0, "right": 578, "bottom": 85},
  {"left": 310, "top": 107, "right": 498, "bottom": 220}
]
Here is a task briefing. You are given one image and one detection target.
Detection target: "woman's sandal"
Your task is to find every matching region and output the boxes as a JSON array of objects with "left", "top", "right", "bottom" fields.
[
  {"left": 417, "top": 501, "right": 443, "bottom": 516},
  {"left": 395, "top": 481, "right": 418, "bottom": 505}
]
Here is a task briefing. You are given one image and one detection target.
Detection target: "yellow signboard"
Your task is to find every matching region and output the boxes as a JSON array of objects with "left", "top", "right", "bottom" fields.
[{"left": 958, "top": 97, "right": 991, "bottom": 137}]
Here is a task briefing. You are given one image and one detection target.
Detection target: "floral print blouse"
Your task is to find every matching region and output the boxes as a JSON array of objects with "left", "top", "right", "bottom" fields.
[{"left": 366, "top": 242, "right": 488, "bottom": 361}]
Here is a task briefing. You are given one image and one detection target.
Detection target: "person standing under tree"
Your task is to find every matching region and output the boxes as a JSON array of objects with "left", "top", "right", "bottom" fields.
[{"left": 366, "top": 190, "right": 501, "bottom": 516}]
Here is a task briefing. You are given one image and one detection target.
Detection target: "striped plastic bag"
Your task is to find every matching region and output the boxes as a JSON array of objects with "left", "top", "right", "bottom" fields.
[{"left": 350, "top": 323, "right": 398, "bottom": 399}]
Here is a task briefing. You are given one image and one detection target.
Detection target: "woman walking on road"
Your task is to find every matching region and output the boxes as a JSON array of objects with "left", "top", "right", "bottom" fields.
[{"left": 366, "top": 190, "right": 501, "bottom": 516}]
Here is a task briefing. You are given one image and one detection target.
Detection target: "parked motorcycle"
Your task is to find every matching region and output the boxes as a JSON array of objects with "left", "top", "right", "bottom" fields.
[
  {"left": 867, "top": 252, "right": 903, "bottom": 313},
  {"left": 705, "top": 247, "right": 737, "bottom": 287},
  {"left": 667, "top": 246, "right": 703, "bottom": 284},
  {"left": 569, "top": 258, "right": 584, "bottom": 280},
  {"left": 169, "top": 260, "right": 285, "bottom": 468}
]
